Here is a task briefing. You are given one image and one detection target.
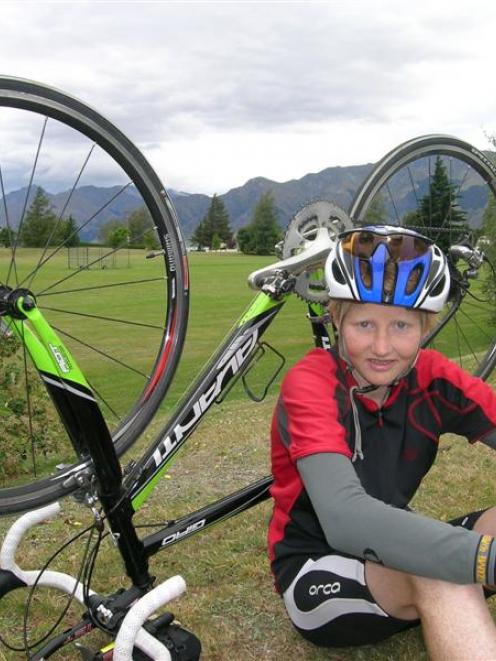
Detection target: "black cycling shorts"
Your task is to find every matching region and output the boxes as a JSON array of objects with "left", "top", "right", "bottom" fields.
[{"left": 282, "top": 509, "right": 487, "bottom": 648}]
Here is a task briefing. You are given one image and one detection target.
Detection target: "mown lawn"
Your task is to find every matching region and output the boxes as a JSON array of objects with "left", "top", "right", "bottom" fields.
[{"left": 1, "top": 249, "right": 496, "bottom": 659}]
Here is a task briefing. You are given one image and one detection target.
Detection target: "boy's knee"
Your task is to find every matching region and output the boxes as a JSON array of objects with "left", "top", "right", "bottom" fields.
[
  {"left": 410, "top": 574, "right": 483, "bottom": 611},
  {"left": 473, "top": 507, "right": 496, "bottom": 537}
]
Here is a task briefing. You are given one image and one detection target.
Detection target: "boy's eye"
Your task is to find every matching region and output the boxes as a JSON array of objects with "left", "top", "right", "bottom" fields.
[
  {"left": 358, "top": 321, "right": 370, "bottom": 328},
  {"left": 395, "top": 321, "right": 408, "bottom": 330}
]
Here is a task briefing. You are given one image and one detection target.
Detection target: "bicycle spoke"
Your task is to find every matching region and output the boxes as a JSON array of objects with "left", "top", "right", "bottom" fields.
[
  {"left": 0, "top": 164, "right": 18, "bottom": 285},
  {"left": 26, "top": 144, "right": 96, "bottom": 290},
  {"left": 453, "top": 307, "right": 479, "bottom": 364},
  {"left": 44, "top": 306, "right": 165, "bottom": 331},
  {"left": 84, "top": 376, "right": 121, "bottom": 421},
  {"left": 37, "top": 276, "right": 165, "bottom": 297},
  {"left": 6, "top": 116, "right": 48, "bottom": 288},
  {"left": 52, "top": 324, "right": 150, "bottom": 379},
  {"left": 385, "top": 182, "right": 400, "bottom": 223},
  {"left": 18, "top": 182, "right": 133, "bottom": 290},
  {"left": 0, "top": 76, "right": 188, "bottom": 513},
  {"left": 407, "top": 165, "right": 420, "bottom": 208},
  {"left": 34, "top": 217, "right": 161, "bottom": 297}
]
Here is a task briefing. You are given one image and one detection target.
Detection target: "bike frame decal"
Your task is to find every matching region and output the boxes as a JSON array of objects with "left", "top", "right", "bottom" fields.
[
  {"left": 142, "top": 476, "right": 273, "bottom": 556},
  {"left": 9, "top": 297, "right": 89, "bottom": 388},
  {"left": 5, "top": 302, "right": 120, "bottom": 469},
  {"left": 128, "top": 293, "right": 287, "bottom": 510},
  {"left": 238, "top": 291, "right": 281, "bottom": 326}
]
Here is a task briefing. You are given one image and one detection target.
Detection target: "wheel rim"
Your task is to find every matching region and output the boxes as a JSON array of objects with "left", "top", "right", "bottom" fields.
[{"left": 0, "top": 77, "right": 188, "bottom": 512}]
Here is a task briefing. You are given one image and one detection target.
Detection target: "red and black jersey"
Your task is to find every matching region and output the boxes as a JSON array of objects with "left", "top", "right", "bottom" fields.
[{"left": 268, "top": 347, "right": 496, "bottom": 593}]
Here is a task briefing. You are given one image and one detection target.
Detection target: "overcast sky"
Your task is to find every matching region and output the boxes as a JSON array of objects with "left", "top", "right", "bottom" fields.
[{"left": 1, "top": 1, "right": 496, "bottom": 195}]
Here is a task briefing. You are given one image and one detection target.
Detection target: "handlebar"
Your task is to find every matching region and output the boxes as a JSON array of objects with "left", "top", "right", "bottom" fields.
[
  {"left": 0, "top": 502, "right": 94, "bottom": 603},
  {"left": 0, "top": 503, "right": 187, "bottom": 661},
  {"left": 114, "top": 576, "right": 187, "bottom": 661}
]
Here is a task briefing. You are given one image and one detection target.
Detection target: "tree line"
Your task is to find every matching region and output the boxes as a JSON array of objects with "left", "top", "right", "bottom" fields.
[
  {"left": 191, "top": 191, "right": 282, "bottom": 255},
  {"left": 1, "top": 160, "right": 487, "bottom": 258},
  {"left": 0, "top": 187, "right": 80, "bottom": 248},
  {"left": 0, "top": 187, "right": 161, "bottom": 250},
  {"left": 1, "top": 186, "right": 283, "bottom": 255},
  {"left": 97, "top": 207, "right": 159, "bottom": 249}
]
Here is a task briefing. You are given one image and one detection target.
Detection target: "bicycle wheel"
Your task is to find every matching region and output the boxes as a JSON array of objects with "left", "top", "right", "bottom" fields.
[
  {"left": 349, "top": 134, "right": 496, "bottom": 380},
  {"left": 0, "top": 76, "right": 189, "bottom": 514}
]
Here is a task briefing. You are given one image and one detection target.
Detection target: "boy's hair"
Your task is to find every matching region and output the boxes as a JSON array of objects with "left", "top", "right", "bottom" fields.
[{"left": 327, "top": 298, "right": 438, "bottom": 335}]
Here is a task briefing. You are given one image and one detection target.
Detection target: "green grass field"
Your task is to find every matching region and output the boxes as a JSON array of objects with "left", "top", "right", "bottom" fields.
[{"left": 1, "top": 249, "right": 496, "bottom": 659}]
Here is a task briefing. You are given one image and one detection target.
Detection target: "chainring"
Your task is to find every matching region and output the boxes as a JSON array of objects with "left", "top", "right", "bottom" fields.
[{"left": 281, "top": 200, "right": 354, "bottom": 303}]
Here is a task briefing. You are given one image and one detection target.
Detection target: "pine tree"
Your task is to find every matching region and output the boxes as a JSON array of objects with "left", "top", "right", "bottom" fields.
[
  {"left": 237, "top": 192, "right": 282, "bottom": 255},
  {"left": 236, "top": 226, "right": 254, "bottom": 254},
  {"left": 128, "top": 207, "right": 154, "bottom": 247},
  {"left": 207, "top": 194, "right": 232, "bottom": 245},
  {"left": 19, "top": 187, "right": 58, "bottom": 247},
  {"left": 191, "top": 194, "right": 232, "bottom": 249},
  {"left": 415, "top": 156, "right": 468, "bottom": 251},
  {"left": 191, "top": 219, "right": 208, "bottom": 250},
  {"left": 0, "top": 227, "right": 15, "bottom": 247},
  {"left": 62, "top": 215, "right": 80, "bottom": 247}
]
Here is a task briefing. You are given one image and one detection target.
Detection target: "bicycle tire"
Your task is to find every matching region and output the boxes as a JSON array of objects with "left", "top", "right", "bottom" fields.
[
  {"left": 0, "top": 76, "right": 189, "bottom": 514},
  {"left": 348, "top": 134, "right": 496, "bottom": 380}
]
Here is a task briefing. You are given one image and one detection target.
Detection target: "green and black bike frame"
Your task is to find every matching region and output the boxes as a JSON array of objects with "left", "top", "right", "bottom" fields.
[
  {"left": 0, "top": 284, "right": 331, "bottom": 589},
  {"left": 1, "top": 287, "right": 151, "bottom": 587}
]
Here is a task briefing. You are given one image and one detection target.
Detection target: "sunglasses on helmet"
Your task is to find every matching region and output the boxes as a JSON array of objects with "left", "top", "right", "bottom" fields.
[{"left": 339, "top": 229, "right": 432, "bottom": 262}]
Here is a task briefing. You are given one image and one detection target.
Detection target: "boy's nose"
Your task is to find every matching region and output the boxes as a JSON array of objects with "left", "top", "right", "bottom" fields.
[{"left": 371, "top": 329, "right": 390, "bottom": 356}]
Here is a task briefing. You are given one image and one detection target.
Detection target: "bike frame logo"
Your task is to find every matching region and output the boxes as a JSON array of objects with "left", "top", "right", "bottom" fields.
[
  {"left": 49, "top": 343, "right": 72, "bottom": 373},
  {"left": 152, "top": 317, "right": 267, "bottom": 468},
  {"left": 161, "top": 519, "right": 206, "bottom": 547}
]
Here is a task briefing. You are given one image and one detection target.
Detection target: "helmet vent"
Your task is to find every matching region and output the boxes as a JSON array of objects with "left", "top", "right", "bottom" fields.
[
  {"left": 430, "top": 275, "right": 447, "bottom": 298},
  {"left": 406, "top": 265, "right": 423, "bottom": 295},
  {"left": 332, "top": 260, "right": 346, "bottom": 284},
  {"left": 359, "top": 259, "right": 372, "bottom": 287}
]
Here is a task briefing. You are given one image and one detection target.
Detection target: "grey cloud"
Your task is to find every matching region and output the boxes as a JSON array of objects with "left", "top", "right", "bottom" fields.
[
  {"left": 3, "top": 2, "right": 488, "bottom": 138},
  {"left": 1, "top": 1, "right": 495, "bottom": 193},
  {"left": 99, "top": 4, "right": 479, "bottom": 140}
]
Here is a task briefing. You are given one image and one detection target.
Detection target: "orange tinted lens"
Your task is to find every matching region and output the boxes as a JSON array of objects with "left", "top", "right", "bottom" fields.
[{"left": 342, "top": 232, "right": 430, "bottom": 261}]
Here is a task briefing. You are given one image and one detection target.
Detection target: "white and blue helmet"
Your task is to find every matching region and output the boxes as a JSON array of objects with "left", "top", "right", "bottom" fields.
[{"left": 325, "top": 225, "right": 450, "bottom": 313}]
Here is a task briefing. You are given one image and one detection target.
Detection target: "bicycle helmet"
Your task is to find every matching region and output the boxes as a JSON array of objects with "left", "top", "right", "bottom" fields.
[{"left": 325, "top": 225, "right": 450, "bottom": 312}]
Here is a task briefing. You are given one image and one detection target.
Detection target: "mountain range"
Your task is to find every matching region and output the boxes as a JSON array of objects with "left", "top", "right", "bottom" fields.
[{"left": 0, "top": 156, "right": 492, "bottom": 242}]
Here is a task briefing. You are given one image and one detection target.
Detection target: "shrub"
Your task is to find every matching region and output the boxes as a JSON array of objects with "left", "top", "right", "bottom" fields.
[{"left": 0, "top": 331, "right": 62, "bottom": 476}]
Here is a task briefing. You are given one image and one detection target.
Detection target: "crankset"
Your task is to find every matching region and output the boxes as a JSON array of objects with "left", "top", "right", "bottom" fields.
[{"left": 281, "top": 200, "right": 353, "bottom": 303}]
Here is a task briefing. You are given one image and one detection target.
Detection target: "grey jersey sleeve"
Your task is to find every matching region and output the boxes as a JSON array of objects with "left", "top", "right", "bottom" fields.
[{"left": 297, "top": 452, "right": 490, "bottom": 585}]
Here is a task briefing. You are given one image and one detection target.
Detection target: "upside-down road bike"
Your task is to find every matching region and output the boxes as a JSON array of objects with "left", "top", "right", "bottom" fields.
[{"left": 1, "top": 76, "right": 496, "bottom": 658}]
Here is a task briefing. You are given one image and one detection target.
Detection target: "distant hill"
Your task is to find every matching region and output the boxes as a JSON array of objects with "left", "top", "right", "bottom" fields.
[{"left": 0, "top": 157, "right": 492, "bottom": 241}]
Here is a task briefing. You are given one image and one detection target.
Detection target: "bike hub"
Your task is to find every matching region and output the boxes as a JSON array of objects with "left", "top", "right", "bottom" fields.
[{"left": 0, "top": 285, "right": 37, "bottom": 319}]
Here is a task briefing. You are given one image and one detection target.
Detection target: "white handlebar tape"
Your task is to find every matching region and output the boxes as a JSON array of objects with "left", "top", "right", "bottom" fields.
[
  {"left": 0, "top": 502, "right": 94, "bottom": 603},
  {"left": 1, "top": 503, "right": 61, "bottom": 571},
  {"left": 1, "top": 504, "right": 186, "bottom": 658},
  {"left": 113, "top": 575, "right": 187, "bottom": 661}
]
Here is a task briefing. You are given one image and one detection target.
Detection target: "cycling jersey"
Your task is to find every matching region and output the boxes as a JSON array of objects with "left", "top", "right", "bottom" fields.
[{"left": 268, "top": 346, "right": 496, "bottom": 593}]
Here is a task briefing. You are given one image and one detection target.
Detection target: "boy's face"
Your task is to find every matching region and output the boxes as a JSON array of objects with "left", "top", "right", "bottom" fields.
[{"left": 340, "top": 303, "right": 423, "bottom": 386}]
